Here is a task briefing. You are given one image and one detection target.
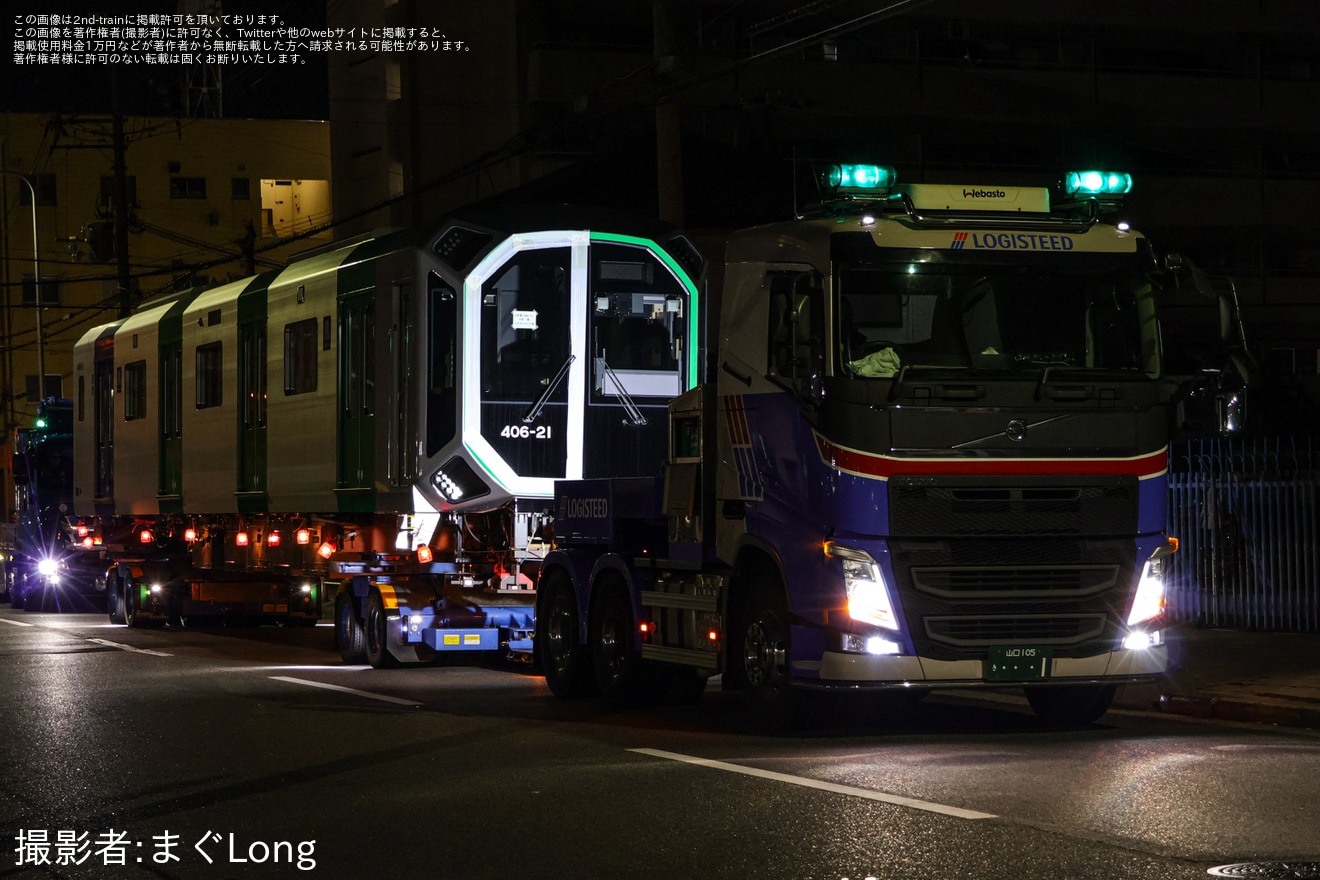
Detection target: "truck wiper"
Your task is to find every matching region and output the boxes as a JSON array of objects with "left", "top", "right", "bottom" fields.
[
  {"left": 1035, "top": 364, "right": 1141, "bottom": 401},
  {"left": 596, "top": 357, "right": 647, "bottom": 427},
  {"left": 522, "top": 355, "right": 575, "bottom": 424},
  {"left": 886, "top": 363, "right": 969, "bottom": 401}
]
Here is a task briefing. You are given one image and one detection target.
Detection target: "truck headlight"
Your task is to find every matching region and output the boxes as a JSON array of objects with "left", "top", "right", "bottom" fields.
[
  {"left": 1128, "top": 538, "right": 1177, "bottom": 626},
  {"left": 37, "top": 558, "right": 59, "bottom": 578},
  {"left": 826, "top": 542, "right": 899, "bottom": 631}
]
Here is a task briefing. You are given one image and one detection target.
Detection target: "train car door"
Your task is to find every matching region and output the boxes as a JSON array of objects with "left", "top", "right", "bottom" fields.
[
  {"left": 93, "top": 332, "right": 115, "bottom": 510},
  {"left": 337, "top": 289, "right": 375, "bottom": 503}
]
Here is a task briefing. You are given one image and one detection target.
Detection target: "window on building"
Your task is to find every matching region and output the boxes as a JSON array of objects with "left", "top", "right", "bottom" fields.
[
  {"left": 284, "top": 318, "right": 319, "bottom": 394},
  {"left": 170, "top": 176, "right": 207, "bottom": 199},
  {"left": 21, "top": 275, "right": 60, "bottom": 307},
  {"left": 17, "top": 173, "right": 56, "bottom": 206},
  {"left": 25, "top": 374, "right": 62, "bottom": 402},
  {"left": 232, "top": 177, "right": 250, "bottom": 199},
  {"left": 195, "top": 342, "right": 222, "bottom": 408},
  {"left": 124, "top": 360, "right": 147, "bottom": 420},
  {"left": 99, "top": 175, "right": 138, "bottom": 208}
]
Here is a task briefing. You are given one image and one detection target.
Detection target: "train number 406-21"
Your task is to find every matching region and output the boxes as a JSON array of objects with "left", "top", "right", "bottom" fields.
[{"left": 500, "top": 424, "right": 553, "bottom": 440}]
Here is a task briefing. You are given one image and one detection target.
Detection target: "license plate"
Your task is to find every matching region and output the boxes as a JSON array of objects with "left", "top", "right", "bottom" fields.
[{"left": 986, "top": 645, "right": 1053, "bottom": 681}]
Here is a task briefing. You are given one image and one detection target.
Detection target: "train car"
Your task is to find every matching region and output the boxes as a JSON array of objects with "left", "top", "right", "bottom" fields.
[{"left": 70, "top": 205, "right": 705, "bottom": 663}]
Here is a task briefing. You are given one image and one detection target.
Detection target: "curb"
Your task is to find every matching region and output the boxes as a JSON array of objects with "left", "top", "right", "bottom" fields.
[{"left": 1155, "top": 694, "right": 1320, "bottom": 729}]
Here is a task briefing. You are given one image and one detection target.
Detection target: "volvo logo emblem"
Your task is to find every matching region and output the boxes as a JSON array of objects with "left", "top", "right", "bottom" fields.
[{"left": 1005, "top": 419, "right": 1027, "bottom": 442}]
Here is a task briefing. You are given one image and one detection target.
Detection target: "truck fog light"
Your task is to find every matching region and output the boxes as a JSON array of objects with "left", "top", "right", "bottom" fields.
[
  {"left": 866, "top": 637, "right": 900, "bottom": 656},
  {"left": 1122, "top": 629, "right": 1163, "bottom": 651}
]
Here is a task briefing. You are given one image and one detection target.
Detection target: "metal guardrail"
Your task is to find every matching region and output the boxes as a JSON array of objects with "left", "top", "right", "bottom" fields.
[{"left": 1166, "top": 436, "right": 1320, "bottom": 633}]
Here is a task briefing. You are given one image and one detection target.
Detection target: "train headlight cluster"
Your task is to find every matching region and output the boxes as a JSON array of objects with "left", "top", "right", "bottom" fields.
[{"left": 431, "top": 457, "right": 490, "bottom": 504}]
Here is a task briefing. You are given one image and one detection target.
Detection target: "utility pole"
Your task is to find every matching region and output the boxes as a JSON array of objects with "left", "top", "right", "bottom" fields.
[
  {"left": 112, "top": 69, "right": 133, "bottom": 316},
  {"left": 1, "top": 171, "right": 46, "bottom": 403}
]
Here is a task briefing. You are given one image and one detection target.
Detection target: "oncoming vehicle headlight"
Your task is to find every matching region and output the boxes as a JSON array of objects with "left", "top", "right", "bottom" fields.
[
  {"left": 1128, "top": 538, "right": 1178, "bottom": 626},
  {"left": 37, "top": 558, "right": 59, "bottom": 579},
  {"left": 825, "top": 542, "right": 899, "bottom": 631}
]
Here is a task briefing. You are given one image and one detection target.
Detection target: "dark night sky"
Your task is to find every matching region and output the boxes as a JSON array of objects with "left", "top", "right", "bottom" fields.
[{"left": 4, "top": 0, "right": 329, "bottom": 119}]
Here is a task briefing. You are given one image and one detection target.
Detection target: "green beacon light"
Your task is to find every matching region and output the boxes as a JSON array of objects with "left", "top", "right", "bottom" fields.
[
  {"left": 825, "top": 163, "right": 897, "bottom": 194},
  {"left": 34, "top": 418, "right": 47, "bottom": 429},
  {"left": 1065, "top": 170, "right": 1133, "bottom": 196}
]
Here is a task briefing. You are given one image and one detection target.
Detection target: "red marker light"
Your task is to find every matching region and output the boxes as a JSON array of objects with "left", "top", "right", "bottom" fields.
[
  {"left": 82, "top": 537, "right": 94, "bottom": 549},
  {"left": 139, "top": 529, "right": 153, "bottom": 544},
  {"left": 296, "top": 528, "right": 311, "bottom": 545},
  {"left": 416, "top": 545, "right": 434, "bottom": 564},
  {"left": 317, "top": 541, "right": 336, "bottom": 559},
  {"left": 236, "top": 532, "right": 250, "bottom": 547},
  {"left": 267, "top": 532, "right": 281, "bottom": 547},
  {"left": 77, "top": 524, "right": 89, "bottom": 538},
  {"left": 184, "top": 528, "right": 197, "bottom": 543}
]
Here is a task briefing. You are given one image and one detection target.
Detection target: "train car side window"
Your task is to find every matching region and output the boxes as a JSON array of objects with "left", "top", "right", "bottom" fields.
[
  {"left": 124, "top": 360, "right": 147, "bottom": 421},
  {"left": 195, "top": 342, "right": 222, "bottom": 408},
  {"left": 284, "top": 318, "right": 318, "bottom": 394}
]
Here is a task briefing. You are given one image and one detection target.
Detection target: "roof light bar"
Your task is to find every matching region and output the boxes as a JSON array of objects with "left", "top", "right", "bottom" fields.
[
  {"left": 1065, "top": 170, "right": 1132, "bottom": 196},
  {"left": 823, "top": 163, "right": 897, "bottom": 194}
]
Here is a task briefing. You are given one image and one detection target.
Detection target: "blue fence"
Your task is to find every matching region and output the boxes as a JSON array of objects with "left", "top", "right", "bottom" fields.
[{"left": 1166, "top": 436, "right": 1320, "bottom": 632}]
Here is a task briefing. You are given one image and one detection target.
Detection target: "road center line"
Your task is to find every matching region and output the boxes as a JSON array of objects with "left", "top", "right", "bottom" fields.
[
  {"left": 0, "top": 617, "right": 35, "bottom": 627},
  {"left": 629, "top": 748, "right": 996, "bottom": 821},
  {"left": 87, "top": 638, "right": 173, "bottom": 657},
  {"left": 270, "top": 675, "right": 422, "bottom": 707}
]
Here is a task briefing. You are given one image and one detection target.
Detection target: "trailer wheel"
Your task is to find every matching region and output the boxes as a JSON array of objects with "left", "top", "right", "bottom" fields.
[
  {"left": 364, "top": 591, "right": 400, "bottom": 669},
  {"left": 336, "top": 596, "right": 367, "bottom": 664},
  {"left": 537, "top": 569, "right": 593, "bottom": 698},
  {"left": 591, "top": 583, "right": 644, "bottom": 705},
  {"left": 1025, "top": 684, "right": 1116, "bottom": 728}
]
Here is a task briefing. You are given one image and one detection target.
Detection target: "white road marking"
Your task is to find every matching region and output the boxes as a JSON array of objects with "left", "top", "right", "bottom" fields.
[
  {"left": 0, "top": 617, "right": 35, "bottom": 627},
  {"left": 87, "top": 638, "right": 173, "bottom": 657},
  {"left": 630, "top": 748, "right": 997, "bottom": 820},
  {"left": 269, "top": 675, "right": 422, "bottom": 707}
]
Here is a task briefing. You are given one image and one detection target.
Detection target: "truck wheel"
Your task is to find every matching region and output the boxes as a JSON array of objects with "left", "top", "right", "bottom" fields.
[
  {"left": 537, "top": 569, "right": 593, "bottom": 698},
  {"left": 337, "top": 596, "right": 367, "bottom": 664},
  {"left": 364, "top": 591, "right": 400, "bottom": 669},
  {"left": 123, "top": 583, "right": 143, "bottom": 628},
  {"left": 591, "top": 583, "right": 644, "bottom": 705},
  {"left": 107, "top": 576, "right": 126, "bottom": 624},
  {"left": 1025, "top": 684, "right": 1116, "bottom": 728},
  {"left": 737, "top": 583, "right": 792, "bottom": 705}
]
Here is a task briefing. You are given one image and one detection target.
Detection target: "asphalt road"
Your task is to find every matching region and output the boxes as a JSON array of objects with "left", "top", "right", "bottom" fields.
[{"left": 2, "top": 606, "right": 1318, "bottom": 880}]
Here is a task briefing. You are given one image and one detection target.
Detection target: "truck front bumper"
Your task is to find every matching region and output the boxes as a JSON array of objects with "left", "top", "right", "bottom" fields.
[{"left": 802, "top": 643, "right": 1168, "bottom": 688}]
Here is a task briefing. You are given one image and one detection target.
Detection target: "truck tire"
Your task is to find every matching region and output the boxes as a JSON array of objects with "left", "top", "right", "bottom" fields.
[
  {"left": 537, "top": 568, "right": 593, "bottom": 698},
  {"left": 364, "top": 591, "right": 400, "bottom": 668},
  {"left": 736, "top": 581, "right": 792, "bottom": 706},
  {"left": 591, "top": 582, "right": 645, "bottom": 705},
  {"left": 337, "top": 596, "right": 367, "bottom": 664},
  {"left": 123, "top": 582, "right": 141, "bottom": 628},
  {"left": 1025, "top": 684, "right": 1116, "bottom": 728},
  {"left": 107, "top": 575, "right": 126, "bottom": 624}
]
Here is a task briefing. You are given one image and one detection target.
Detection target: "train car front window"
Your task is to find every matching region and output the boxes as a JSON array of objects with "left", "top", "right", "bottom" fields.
[{"left": 589, "top": 243, "right": 686, "bottom": 403}]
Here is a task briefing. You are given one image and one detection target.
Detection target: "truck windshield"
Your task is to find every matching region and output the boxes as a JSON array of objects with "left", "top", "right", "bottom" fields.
[{"left": 837, "top": 262, "right": 1159, "bottom": 379}]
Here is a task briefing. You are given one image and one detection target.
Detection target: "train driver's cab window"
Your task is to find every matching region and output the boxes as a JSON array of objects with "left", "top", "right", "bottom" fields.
[
  {"left": 480, "top": 248, "right": 571, "bottom": 403},
  {"left": 590, "top": 243, "right": 686, "bottom": 402}
]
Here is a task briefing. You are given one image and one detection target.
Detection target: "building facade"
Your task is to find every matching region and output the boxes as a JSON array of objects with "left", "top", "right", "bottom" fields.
[{"left": 1, "top": 113, "right": 331, "bottom": 513}]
